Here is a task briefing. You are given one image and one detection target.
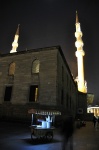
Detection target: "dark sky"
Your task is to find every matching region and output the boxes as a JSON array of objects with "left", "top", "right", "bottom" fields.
[{"left": 0, "top": 0, "right": 99, "bottom": 104}]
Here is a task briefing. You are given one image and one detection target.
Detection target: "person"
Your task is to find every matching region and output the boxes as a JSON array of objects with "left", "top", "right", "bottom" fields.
[
  {"left": 61, "top": 115, "right": 75, "bottom": 150},
  {"left": 97, "top": 117, "right": 99, "bottom": 123},
  {"left": 93, "top": 116, "right": 97, "bottom": 128}
]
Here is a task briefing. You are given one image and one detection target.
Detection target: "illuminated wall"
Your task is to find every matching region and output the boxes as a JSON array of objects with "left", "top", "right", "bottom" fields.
[{"left": 87, "top": 106, "right": 99, "bottom": 117}]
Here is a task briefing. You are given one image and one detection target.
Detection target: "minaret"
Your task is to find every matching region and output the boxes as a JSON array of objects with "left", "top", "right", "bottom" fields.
[
  {"left": 10, "top": 24, "right": 20, "bottom": 53},
  {"left": 75, "top": 11, "right": 87, "bottom": 93}
]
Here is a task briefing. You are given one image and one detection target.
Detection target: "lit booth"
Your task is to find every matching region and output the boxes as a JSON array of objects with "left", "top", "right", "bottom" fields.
[{"left": 28, "top": 108, "right": 61, "bottom": 141}]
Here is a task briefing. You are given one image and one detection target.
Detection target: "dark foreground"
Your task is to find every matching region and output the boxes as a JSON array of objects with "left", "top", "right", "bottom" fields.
[{"left": 0, "top": 121, "right": 99, "bottom": 150}]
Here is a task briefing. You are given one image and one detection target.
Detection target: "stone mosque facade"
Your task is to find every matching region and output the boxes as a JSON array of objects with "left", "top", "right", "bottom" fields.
[
  {"left": 0, "top": 46, "right": 80, "bottom": 120},
  {"left": 0, "top": 13, "right": 91, "bottom": 122}
]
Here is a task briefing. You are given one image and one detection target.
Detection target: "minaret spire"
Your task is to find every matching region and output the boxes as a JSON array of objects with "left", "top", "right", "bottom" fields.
[
  {"left": 76, "top": 11, "right": 79, "bottom": 23},
  {"left": 16, "top": 24, "right": 20, "bottom": 35},
  {"left": 10, "top": 24, "right": 20, "bottom": 53},
  {"left": 75, "top": 11, "right": 87, "bottom": 93}
]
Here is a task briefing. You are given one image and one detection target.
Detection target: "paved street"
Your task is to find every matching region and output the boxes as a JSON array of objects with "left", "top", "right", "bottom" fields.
[{"left": 0, "top": 121, "right": 99, "bottom": 150}]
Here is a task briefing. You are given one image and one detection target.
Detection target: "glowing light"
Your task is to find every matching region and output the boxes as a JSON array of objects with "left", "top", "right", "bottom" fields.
[
  {"left": 75, "top": 12, "right": 87, "bottom": 93},
  {"left": 10, "top": 25, "right": 19, "bottom": 53},
  {"left": 87, "top": 106, "right": 99, "bottom": 116}
]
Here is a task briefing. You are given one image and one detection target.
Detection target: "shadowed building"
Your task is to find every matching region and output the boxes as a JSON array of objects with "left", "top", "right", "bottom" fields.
[{"left": 0, "top": 45, "right": 79, "bottom": 121}]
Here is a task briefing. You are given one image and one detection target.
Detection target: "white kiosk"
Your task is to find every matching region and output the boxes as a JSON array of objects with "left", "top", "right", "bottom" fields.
[{"left": 28, "top": 108, "right": 61, "bottom": 142}]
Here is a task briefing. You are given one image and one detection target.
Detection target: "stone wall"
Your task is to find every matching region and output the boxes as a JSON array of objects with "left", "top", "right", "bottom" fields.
[{"left": 0, "top": 46, "right": 80, "bottom": 121}]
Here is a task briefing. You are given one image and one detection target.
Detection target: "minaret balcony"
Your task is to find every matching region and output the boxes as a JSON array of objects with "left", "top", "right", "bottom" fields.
[
  {"left": 75, "top": 40, "right": 83, "bottom": 48},
  {"left": 12, "top": 42, "right": 18, "bottom": 47},
  {"left": 75, "top": 50, "right": 85, "bottom": 57},
  {"left": 75, "top": 32, "right": 82, "bottom": 38}
]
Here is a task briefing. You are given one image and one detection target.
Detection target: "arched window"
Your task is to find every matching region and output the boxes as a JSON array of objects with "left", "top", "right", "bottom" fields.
[
  {"left": 9, "top": 62, "right": 15, "bottom": 75},
  {"left": 32, "top": 59, "right": 40, "bottom": 73}
]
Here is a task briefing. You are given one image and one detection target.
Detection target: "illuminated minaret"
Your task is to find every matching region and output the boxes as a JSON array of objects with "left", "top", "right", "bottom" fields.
[
  {"left": 75, "top": 11, "right": 87, "bottom": 93},
  {"left": 10, "top": 24, "right": 20, "bottom": 53}
]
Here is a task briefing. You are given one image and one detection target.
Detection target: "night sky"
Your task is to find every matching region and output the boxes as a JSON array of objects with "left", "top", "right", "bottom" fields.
[{"left": 0, "top": 0, "right": 99, "bottom": 104}]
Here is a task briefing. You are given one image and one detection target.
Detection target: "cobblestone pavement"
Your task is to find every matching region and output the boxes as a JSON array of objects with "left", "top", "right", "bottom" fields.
[{"left": 0, "top": 121, "right": 99, "bottom": 150}]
